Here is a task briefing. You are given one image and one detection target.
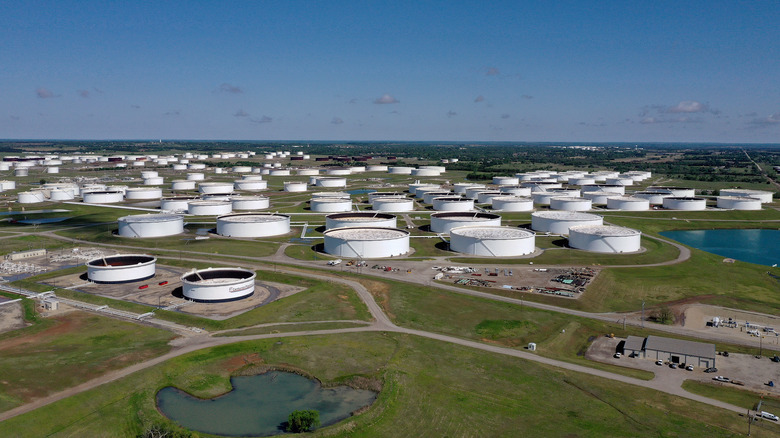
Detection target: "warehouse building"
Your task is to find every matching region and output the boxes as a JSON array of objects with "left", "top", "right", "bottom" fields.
[{"left": 622, "top": 335, "right": 716, "bottom": 368}]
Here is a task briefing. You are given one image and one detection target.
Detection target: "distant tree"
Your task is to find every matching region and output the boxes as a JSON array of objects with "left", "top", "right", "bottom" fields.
[
  {"left": 651, "top": 306, "right": 675, "bottom": 325},
  {"left": 287, "top": 409, "right": 321, "bottom": 433}
]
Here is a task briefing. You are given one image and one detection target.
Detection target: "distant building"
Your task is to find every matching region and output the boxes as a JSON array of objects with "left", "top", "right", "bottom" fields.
[
  {"left": 5, "top": 249, "right": 47, "bottom": 260},
  {"left": 622, "top": 335, "right": 716, "bottom": 368}
]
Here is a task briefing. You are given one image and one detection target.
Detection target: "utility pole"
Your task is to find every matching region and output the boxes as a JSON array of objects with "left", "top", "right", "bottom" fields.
[{"left": 641, "top": 301, "right": 645, "bottom": 328}]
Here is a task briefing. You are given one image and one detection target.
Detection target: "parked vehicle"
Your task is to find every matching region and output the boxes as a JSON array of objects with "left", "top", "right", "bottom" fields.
[
  {"left": 613, "top": 352, "right": 621, "bottom": 358},
  {"left": 655, "top": 360, "right": 663, "bottom": 366},
  {"left": 669, "top": 363, "right": 678, "bottom": 369},
  {"left": 759, "top": 411, "right": 779, "bottom": 421},
  {"left": 771, "top": 355, "right": 780, "bottom": 363},
  {"left": 713, "top": 376, "right": 730, "bottom": 382},
  {"left": 685, "top": 365, "right": 694, "bottom": 371},
  {"left": 704, "top": 367, "right": 718, "bottom": 373}
]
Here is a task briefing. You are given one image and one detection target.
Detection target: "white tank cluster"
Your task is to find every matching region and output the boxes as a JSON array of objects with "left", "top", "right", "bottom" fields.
[
  {"left": 662, "top": 197, "right": 707, "bottom": 211},
  {"left": 430, "top": 212, "right": 502, "bottom": 233},
  {"left": 531, "top": 211, "right": 603, "bottom": 235},
  {"left": 216, "top": 213, "right": 290, "bottom": 237},
  {"left": 325, "top": 212, "right": 397, "bottom": 230},
  {"left": 453, "top": 183, "right": 485, "bottom": 195},
  {"left": 719, "top": 189, "right": 774, "bottom": 203},
  {"left": 449, "top": 226, "right": 535, "bottom": 256},
  {"left": 647, "top": 186, "right": 696, "bottom": 197},
  {"left": 568, "top": 225, "right": 642, "bottom": 253},
  {"left": 86, "top": 254, "right": 156, "bottom": 284},
  {"left": 160, "top": 196, "right": 197, "bottom": 213},
  {"left": 323, "top": 227, "right": 410, "bottom": 258},
  {"left": 181, "top": 267, "right": 256, "bottom": 302},
  {"left": 118, "top": 213, "right": 184, "bottom": 238}
]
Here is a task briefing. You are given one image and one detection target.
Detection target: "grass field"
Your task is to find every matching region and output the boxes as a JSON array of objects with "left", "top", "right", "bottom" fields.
[
  {"left": 0, "top": 311, "right": 173, "bottom": 413},
  {"left": 0, "top": 333, "right": 756, "bottom": 437},
  {"left": 682, "top": 380, "right": 780, "bottom": 411}
]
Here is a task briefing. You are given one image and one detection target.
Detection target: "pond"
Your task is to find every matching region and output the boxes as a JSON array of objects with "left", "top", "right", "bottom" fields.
[
  {"left": 156, "top": 371, "right": 377, "bottom": 436},
  {"left": 660, "top": 229, "right": 780, "bottom": 267}
]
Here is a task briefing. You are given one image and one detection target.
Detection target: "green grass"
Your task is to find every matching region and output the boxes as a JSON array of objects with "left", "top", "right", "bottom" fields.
[
  {"left": 0, "top": 332, "right": 755, "bottom": 437},
  {"left": 0, "top": 311, "right": 173, "bottom": 413},
  {"left": 682, "top": 380, "right": 780, "bottom": 410},
  {"left": 215, "top": 321, "right": 371, "bottom": 337}
]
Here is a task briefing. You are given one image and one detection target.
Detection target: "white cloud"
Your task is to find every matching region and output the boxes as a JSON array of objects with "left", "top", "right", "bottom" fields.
[
  {"left": 666, "top": 100, "right": 707, "bottom": 113},
  {"left": 373, "top": 94, "right": 399, "bottom": 104}
]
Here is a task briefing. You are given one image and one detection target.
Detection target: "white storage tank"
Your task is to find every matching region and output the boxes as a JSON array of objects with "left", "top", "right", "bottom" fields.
[
  {"left": 284, "top": 181, "right": 308, "bottom": 192},
  {"left": 568, "top": 225, "right": 642, "bottom": 253},
  {"left": 216, "top": 213, "right": 290, "bottom": 237},
  {"left": 606, "top": 196, "right": 650, "bottom": 211},
  {"left": 325, "top": 212, "right": 397, "bottom": 230},
  {"left": 531, "top": 211, "right": 604, "bottom": 235},
  {"left": 323, "top": 227, "right": 410, "bottom": 258},
  {"left": 430, "top": 212, "right": 502, "bottom": 233},
  {"left": 233, "top": 179, "right": 268, "bottom": 191},
  {"left": 549, "top": 188, "right": 581, "bottom": 197},
  {"left": 46, "top": 166, "right": 60, "bottom": 174},
  {"left": 181, "top": 267, "right": 256, "bottom": 302},
  {"left": 198, "top": 182, "right": 234, "bottom": 195},
  {"left": 549, "top": 197, "right": 592, "bottom": 211},
  {"left": 18, "top": 191, "right": 47, "bottom": 203},
  {"left": 50, "top": 189, "right": 75, "bottom": 201},
  {"left": 312, "top": 191, "right": 351, "bottom": 200},
  {"left": 315, "top": 177, "right": 347, "bottom": 188},
  {"left": 411, "top": 168, "right": 440, "bottom": 176},
  {"left": 86, "top": 254, "right": 156, "bottom": 284},
  {"left": 465, "top": 187, "right": 492, "bottom": 200},
  {"left": 662, "top": 197, "right": 707, "bottom": 211},
  {"left": 605, "top": 177, "right": 634, "bottom": 186},
  {"left": 716, "top": 196, "right": 761, "bottom": 210},
  {"left": 569, "top": 177, "right": 596, "bottom": 186},
  {"left": 493, "top": 176, "right": 520, "bottom": 186},
  {"left": 581, "top": 184, "right": 626, "bottom": 195},
  {"left": 719, "top": 189, "right": 774, "bottom": 203},
  {"left": 499, "top": 186, "right": 532, "bottom": 197},
  {"left": 311, "top": 198, "right": 353, "bottom": 212},
  {"left": 366, "top": 165, "right": 388, "bottom": 172},
  {"left": 326, "top": 168, "right": 352, "bottom": 176},
  {"left": 188, "top": 163, "right": 207, "bottom": 170},
  {"left": 477, "top": 191, "right": 504, "bottom": 204},
  {"left": 409, "top": 183, "right": 440, "bottom": 196},
  {"left": 141, "top": 171, "right": 159, "bottom": 179},
  {"left": 172, "top": 164, "right": 187, "bottom": 171},
  {"left": 125, "top": 187, "right": 163, "bottom": 200},
  {"left": 453, "top": 183, "right": 486, "bottom": 194},
  {"left": 388, "top": 166, "right": 413, "bottom": 175},
  {"left": 14, "top": 168, "right": 29, "bottom": 177},
  {"left": 416, "top": 186, "right": 448, "bottom": 199},
  {"left": 186, "top": 172, "right": 205, "bottom": 181},
  {"left": 233, "top": 166, "right": 252, "bottom": 173},
  {"left": 632, "top": 191, "right": 671, "bottom": 205},
  {"left": 296, "top": 168, "right": 320, "bottom": 176},
  {"left": 531, "top": 191, "right": 556, "bottom": 206},
  {"left": 372, "top": 197, "right": 415, "bottom": 212},
  {"left": 160, "top": 196, "right": 197, "bottom": 213},
  {"left": 432, "top": 196, "right": 475, "bottom": 211},
  {"left": 422, "top": 191, "right": 454, "bottom": 204},
  {"left": 143, "top": 177, "right": 164, "bottom": 185},
  {"left": 521, "top": 181, "right": 563, "bottom": 192},
  {"left": 231, "top": 196, "right": 270, "bottom": 211},
  {"left": 117, "top": 213, "right": 184, "bottom": 238},
  {"left": 367, "top": 192, "right": 406, "bottom": 202},
  {"left": 449, "top": 226, "right": 535, "bottom": 257},
  {"left": 188, "top": 200, "right": 233, "bottom": 216},
  {"left": 0, "top": 180, "right": 16, "bottom": 191},
  {"left": 491, "top": 196, "right": 534, "bottom": 212},
  {"left": 647, "top": 186, "right": 696, "bottom": 197},
  {"left": 349, "top": 166, "right": 366, "bottom": 173},
  {"left": 269, "top": 169, "right": 291, "bottom": 176},
  {"left": 82, "top": 190, "right": 124, "bottom": 204}
]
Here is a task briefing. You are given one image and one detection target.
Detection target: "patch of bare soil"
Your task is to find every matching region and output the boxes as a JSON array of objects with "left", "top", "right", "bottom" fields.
[{"left": 0, "top": 302, "right": 26, "bottom": 334}]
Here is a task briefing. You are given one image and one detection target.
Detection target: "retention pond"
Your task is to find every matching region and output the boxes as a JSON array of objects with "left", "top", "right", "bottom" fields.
[
  {"left": 157, "top": 370, "right": 377, "bottom": 436},
  {"left": 660, "top": 228, "right": 780, "bottom": 267}
]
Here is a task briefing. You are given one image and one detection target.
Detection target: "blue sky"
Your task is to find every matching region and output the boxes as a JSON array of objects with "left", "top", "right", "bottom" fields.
[{"left": 1, "top": 1, "right": 778, "bottom": 142}]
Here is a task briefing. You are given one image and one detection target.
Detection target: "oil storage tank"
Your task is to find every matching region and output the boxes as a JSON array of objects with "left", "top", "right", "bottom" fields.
[
  {"left": 491, "top": 196, "right": 534, "bottom": 212},
  {"left": 719, "top": 189, "right": 773, "bottom": 203},
  {"left": 432, "top": 196, "right": 474, "bottom": 211},
  {"left": 606, "top": 196, "right": 650, "bottom": 211},
  {"left": 430, "top": 212, "right": 501, "bottom": 233},
  {"left": 662, "top": 197, "right": 706, "bottom": 211},
  {"left": 449, "top": 226, "right": 535, "bottom": 256},
  {"left": 310, "top": 198, "right": 353, "bottom": 212},
  {"left": 549, "top": 197, "right": 592, "bottom": 211},
  {"left": 325, "top": 212, "right": 397, "bottom": 230},
  {"left": 198, "top": 182, "right": 234, "bottom": 195},
  {"left": 82, "top": 190, "right": 124, "bottom": 204},
  {"left": 181, "top": 267, "right": 256, "bottom": 302},
  {"left": 568, "top": 225, "right": 641, "bottom": 253},
  {"left": 647, "top": 186, "right": 696, "bottom": 197},
  {"left": 323, "top": 227, "right": 410, "bottom": 258},
  {"left": 171, "top": 180, "right": 197, "bottom": 191},
  {"left": 531, "top": 211, "right": 603, "bottom": 235},
  {"left": 187, "top": 200, "right": 233, "bottom": 216},
  {"left": 716, "top": 196, "right": 761, "bottom": 210},
  {"left": 216, "top": 213, "right": 291, "bottom": 237},
  {"left": 124, "top": 187, "right": 163, "bottom": 200},
  {"left": 117, "top": 213, "right": 184, "bottom": 238},
  {"left": 231, "top": 195, "right": 270, "bottom": 210},
  {"left": 160, "top": 196, "right": 197, "bottom": 213},
  {"left": 86, "top": 254, "right": 156, "bottom": 283},
  {"left": 234, "top": 179, "right": 268, "bottom": 191},
  {"left": 372, "top": 197, "right": 415, "bottom": 212}
]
